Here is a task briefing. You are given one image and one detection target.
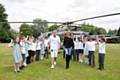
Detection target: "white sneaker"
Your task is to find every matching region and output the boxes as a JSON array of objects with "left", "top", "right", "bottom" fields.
[
  {"left": 23, "top": 63, "right": 27, "bottom": 67},
  {"left": 79, "top": 60, "right": 83, "bottom": 63},
  {"left": 54, "top": 62, "right": 56, "bottom": 65},
  {"left": 51, "top": 65, "right": 54, "bottom": 69}
]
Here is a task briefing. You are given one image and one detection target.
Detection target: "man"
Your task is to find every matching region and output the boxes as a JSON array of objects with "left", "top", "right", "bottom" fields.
[{"left": 48, "top": 31, "right": 61, "bottom": 69}]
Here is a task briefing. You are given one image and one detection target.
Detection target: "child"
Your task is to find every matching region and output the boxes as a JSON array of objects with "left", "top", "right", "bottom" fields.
[
  {"left": 77, "top": 36, "right": 84, "bottom": 63},
  {"left": 74, "top": 37, "right": 79, "bottom": 61},
  {"left": 26, "top": 36, "right": 34, "bottom": 64},
  {"left": 44, "top": 36, "right": 49, "bottom": 59},
  {"left": 40, "top": 38, "right": 45, "bottom": 60},
  {"left": 87, "top": 37, "right": 96, "bottom": 68},
  {"left": 19, "top": 35, "right": 28, "bottom": 68},
  {"left": 35, "top": 38, "right": 42, "bottom": 61},
  {"left": 97, "top": 37, "right": 106, "bottom": 70},
  {"left": 9, "top": 37, "right": 22, "bottom": 73},
  {"left": 83, "top": 36, "right": 89, "bottom": 64},
  {"left": 31, "top": 38, "right": 37, "bottom": 62}
]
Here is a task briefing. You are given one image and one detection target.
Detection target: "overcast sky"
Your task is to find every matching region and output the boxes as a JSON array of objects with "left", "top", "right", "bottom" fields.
[{"left": 1, "top": 0, "right": 120, "bottom": 31}]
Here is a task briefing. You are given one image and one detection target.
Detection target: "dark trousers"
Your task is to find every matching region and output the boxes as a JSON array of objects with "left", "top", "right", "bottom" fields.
[
  {"left": 26, "top": 50, "right": 32, "bottom": 64},
  {"left": 35, "top": 50, "right": 40, "bottom": 61},
  {"left": 88, "top": 51, "right": 95, "bottom": 67},
  {"left": 74, "top": 50, "right": 79, "bottom": 61},
  {"left": 44, "top": 47, "right": 49, "bottom": 59},
  {"left": 99, "top": 54, "right": 105, "bottom": 69},
  {"left": 66, "top": 55, "right": 71, "bottom": 69}
]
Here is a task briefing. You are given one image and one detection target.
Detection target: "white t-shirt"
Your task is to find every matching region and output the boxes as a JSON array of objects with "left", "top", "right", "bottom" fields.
[
  {"left": 49, "top": 35, "right": 60, "bottom": 50},
  {"left": 87, "top": 41, "right": 96, "bottom": 51},
  {"left": 44, "top": 39, "right": 49, "bottom": 47},
  {"left": 28, "top": 41, "right": 32, "bottom": 50},
  {"left": 74, "top": 41, "right": 84, "bottom": 49},
  {"left": 31, "top": 42, "right": 37, "bottom": 51},
  {"left": 99, "top": 42, "right": 106, "bottom": 54},
  {"left": 36, "top": 41, "right": 42, "bottom": 50},
  {"left": 20, "top": 41, "right": 26, "bottom": 54}
]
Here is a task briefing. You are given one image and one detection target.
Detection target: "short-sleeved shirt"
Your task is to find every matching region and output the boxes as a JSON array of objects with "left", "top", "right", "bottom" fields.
[
  {"left": 49, "top": 35, "right": 60, "bottom": 50},
  {"left": 99, "top": 42, "right": 106, "bottom": 54},
  {"left": 87, "top": 41, "right": 96, "bottom": 51}
]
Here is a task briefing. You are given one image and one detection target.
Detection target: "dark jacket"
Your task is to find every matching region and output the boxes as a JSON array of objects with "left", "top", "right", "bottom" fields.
[{"left": 63, "top": 36, "right": 74, "bottom": 48}]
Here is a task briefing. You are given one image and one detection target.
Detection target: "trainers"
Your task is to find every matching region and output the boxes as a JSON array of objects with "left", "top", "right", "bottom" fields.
[
  {"left": 51, "top": 65, "right": 54, "bottom": 69},
  {"left": 54, "top": 62, "right": 56, "bottom": 65},
  {"left": 79, "top": 60, "right": 83, "bottom": 63},
  {"left": 23, "top": 63, "right": 27, "bottom": 67}
]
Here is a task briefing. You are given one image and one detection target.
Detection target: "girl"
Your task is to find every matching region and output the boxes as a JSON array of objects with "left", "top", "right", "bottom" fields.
[
  {"left": 87, "top": 37, "right": 96, "bottom": 68},
  {"left": 31, "top": 38, "right": 37, "bottom": 62},
  {"left": 35, "top": 38, "right": 42, "bottom": 61},
  {"left": 97, "top": 37, "right": 106, "bottom": 70},
  {"left": 26, "top": 36, "right": 34, "bottom": 64},
  {"left": 63, "top": 31, "right": 74, "bottom": 69},
  {"left": 83, "top": 36, "right": 89, "bottom": 64},
  {"left": 40, "top": 38, "right": 46, "bottom": 60},
  {"left": 19, "top": 35, "right": 28, "bottom": 68},
  {"left": 9, "top": 36, "right": 22, "bottom": 73},
  {"left": 77, "top": 36, "right": 84, "bottom": 63}
]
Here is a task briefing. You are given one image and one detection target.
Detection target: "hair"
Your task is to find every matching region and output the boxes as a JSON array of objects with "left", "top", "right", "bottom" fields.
[
  {"left": 77, "top": 36, "right": 82, "bottom": 42},
  {"left": 19, "top": 35, "right": 25, "bottom": 41},
  {"left": 66, "top": 31, "right": 73, "bottom": 38},
  {"left": 101, "top": 37, "right": 106, "bottom": 42},
  {"left": 13, "top": 36, "right": 20, "bottom": 44}
]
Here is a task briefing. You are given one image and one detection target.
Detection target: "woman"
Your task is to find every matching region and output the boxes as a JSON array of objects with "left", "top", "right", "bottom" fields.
[{"left": 63, "top": 31, "right": 74, "bottom": 69}]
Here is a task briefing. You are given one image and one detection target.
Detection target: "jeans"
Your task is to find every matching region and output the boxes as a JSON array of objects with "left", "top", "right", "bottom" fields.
[{"left": 65, "top": 48, "right": 72, "bottom": 69}]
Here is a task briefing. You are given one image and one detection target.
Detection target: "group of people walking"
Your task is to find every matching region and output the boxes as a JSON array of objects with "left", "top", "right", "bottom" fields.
[{"left": 9, "top": 31, "right": 106, "bottom": 73}]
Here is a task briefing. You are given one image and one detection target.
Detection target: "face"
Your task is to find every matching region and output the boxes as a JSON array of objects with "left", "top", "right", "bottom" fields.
[
  {"left": 16, "top": 37, "right": 19, "bottom": 43},
  {"left": 21, "top": 36, "right": 25, "bottom": 42},
  {"left": 53, "top": 32, "right": 57, "bottom": 37}
]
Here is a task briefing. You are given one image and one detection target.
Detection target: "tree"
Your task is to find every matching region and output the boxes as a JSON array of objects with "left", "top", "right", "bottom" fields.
[
  {"left": 80, "top": 23, "right": 106, "bottom": 35},
  {"left": 9, "top": 29, "right": 18, "bottom": 38},
  {"left": 20, "top": 23, "right": 33, "bottom": 36},
  {"left": 32, "top": 18, "right": 48, "bottom": 37},
  {"left": 48, "top": 24, "right": 59, "bottom": 31},
  {"left": 108, "top": 29, "right": 117, "bottom": 36},
  {"left": 117, "top": 27, "right": 120, "bottom": 36},
  {"left": 0, "top": 4, "right": 11, "bottom": 42}
]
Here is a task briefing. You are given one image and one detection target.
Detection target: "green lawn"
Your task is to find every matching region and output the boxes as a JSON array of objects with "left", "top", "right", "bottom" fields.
[{"left": 0, "top": 43, "right": 120, "bottom": 80}]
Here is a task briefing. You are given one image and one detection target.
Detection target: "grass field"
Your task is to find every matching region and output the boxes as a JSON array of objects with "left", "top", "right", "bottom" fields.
[{"left": 0, "top": 43, "right": 120, "bottom": 80}]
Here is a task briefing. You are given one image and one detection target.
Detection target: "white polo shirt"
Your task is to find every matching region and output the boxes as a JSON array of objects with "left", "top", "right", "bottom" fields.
[{"left": 49, "top": 35, "right": 60, "bottom": 50}]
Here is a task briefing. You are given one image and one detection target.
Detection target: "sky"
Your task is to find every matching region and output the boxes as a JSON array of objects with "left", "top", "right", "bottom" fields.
[{"left": 1, "top": 0, "right": 120, "bottom": 31}]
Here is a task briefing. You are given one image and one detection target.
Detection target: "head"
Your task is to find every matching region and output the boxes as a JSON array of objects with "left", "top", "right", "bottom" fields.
[
  {"left": 52, "top": 31, "right": 57, "bottom": 37},
  {"left": 13, "top": 36, "right": 20, "bottom": 44},
  {"left": 89, "top": 37, "right": 95, "bottom": 41},
  {"left": 20, "top": 35, "right": 25, "bottom": 42},
  {"left": 28, "top": 36, "right": 34, "bottom": 42},
  {"left": 78, "top": 36, "right": 82, "bottom": 42},
  {"left": 66, "top": 31, "right": 73, "bottom": 38},
  {"left": 100, "top": 37, "right": 106, "bottom": 43}
]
